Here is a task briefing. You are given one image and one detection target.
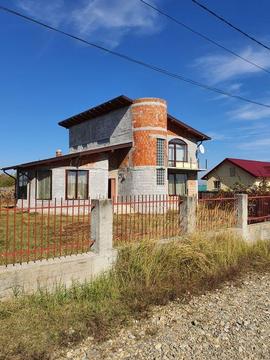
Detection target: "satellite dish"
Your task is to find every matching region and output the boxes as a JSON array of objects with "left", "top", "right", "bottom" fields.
[{"left": 198, "top": 144, "right": 205, "bottom": 154}]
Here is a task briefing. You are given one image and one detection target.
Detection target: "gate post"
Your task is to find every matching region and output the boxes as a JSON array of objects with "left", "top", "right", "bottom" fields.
[
  {"left": 235, "top": 194, "right": 248, "bottom": 240},
  {"left": 180, "top": 196, "right": 197, "bottom": 234},
  {"left": 91, "top": 199, "right": 113, "bottom": 254}
]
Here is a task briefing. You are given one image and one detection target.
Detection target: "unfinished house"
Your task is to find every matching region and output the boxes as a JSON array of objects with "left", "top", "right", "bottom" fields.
[{"left": 2, "top": 95, "right": 210, "bottom": 207}]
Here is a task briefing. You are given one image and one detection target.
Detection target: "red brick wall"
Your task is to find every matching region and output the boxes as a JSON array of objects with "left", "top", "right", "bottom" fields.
[{"left": 131, "top": 98, "right": 167, "bottom": 167}]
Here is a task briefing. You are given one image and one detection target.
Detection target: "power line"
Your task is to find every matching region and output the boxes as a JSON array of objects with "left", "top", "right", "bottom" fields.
[
  {"left": 138, "top": 0, "right": 270, "bottom": 75},
  {"left": 1, "top": 4, "right": 270, "bottom": 109},
  {"left": 192, "top": 0, "right": 270, "bottom": 52}
]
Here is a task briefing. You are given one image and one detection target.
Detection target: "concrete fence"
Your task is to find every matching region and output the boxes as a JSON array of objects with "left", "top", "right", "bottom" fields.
[
  {"left": 0, "top": 199, "right": 116, "bottom": 300},
  {"left": 0, "top": 195, "right": 269, "bottom": 299}
]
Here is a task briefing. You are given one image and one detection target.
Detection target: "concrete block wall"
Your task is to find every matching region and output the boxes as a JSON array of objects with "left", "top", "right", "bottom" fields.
[{"left": 69, "top": 107, "right": 132, "bottom": 152}]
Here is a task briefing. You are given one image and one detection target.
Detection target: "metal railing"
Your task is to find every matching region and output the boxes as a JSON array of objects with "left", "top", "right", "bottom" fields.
[
  {"left": 113, "top": 195, "right": 182, "bottom": 245},
  {"left": 0, "top": 198, "right": 93, "bottom": 266},
  {"left": 168, "top": 157, "right": 207, "bottom": 170},
  {"left": 248, "top": 195, "right": 270, "bottom": 224}
]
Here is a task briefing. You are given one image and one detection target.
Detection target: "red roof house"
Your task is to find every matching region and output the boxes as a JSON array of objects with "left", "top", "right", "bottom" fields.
[{"left": 202, "top": 158, "right": 270, "bottom": 191}]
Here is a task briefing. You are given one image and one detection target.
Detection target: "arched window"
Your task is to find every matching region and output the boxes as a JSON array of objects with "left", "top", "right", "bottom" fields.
[{"left": 168, "top": 139, "right": 187, "bottom": 166}]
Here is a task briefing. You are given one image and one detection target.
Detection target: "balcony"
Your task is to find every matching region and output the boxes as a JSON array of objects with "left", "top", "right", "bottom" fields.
[{"left": 168, "top": 158, "right": 207, "bottom": 171}]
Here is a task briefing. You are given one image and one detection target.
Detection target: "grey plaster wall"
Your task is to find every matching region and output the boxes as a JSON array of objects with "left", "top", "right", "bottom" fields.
[
  {"left": 17, "top": 157, "right": 108, "bottom": 209},
  {"left": 167, "top": 134, "right": 198, "bottom": 164},
  {"left": 69, "top": 107, "right": 132, "bottom": 152},
  {"left": 118, "top": 166, "right": 167, "bottom": 196}
]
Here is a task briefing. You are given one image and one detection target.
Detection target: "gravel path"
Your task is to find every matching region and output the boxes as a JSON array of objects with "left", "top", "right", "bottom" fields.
[{"left": 62, "top": 272, "right": 270, "bottom": 360}]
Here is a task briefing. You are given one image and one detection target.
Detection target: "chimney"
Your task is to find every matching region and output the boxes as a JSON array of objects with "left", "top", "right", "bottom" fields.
[{"left": 56, "top": 149, "right": 62, "bottom": 157}]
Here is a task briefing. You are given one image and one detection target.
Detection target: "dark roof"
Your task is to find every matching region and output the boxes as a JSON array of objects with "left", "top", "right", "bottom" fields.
[
  {"left": 2, "top": 142, "right": 132, "bottom": 171},
  {"left": 59, "top": 95, "right": 133, "bottom": 128},
  {"left": 202, "top": 158, "right": 270, "bottom": 180},
  {"left": 58, "top": 95, "right": 210, "bottom": 141}
]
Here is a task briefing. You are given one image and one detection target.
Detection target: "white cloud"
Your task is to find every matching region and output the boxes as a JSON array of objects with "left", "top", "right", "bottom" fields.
[
  {"left": 71, "top": 0, "right": 160, "bottom": 47},
  {"left": 193, "top": 46, "right": 270, "bottom": 84},
  {"left": 16, "top": 0, "right": 161, "bottom": 48},
  {"left": 238, "top": 138, "right": 270, "bottom": 150},
  {"left": 228, "top": 101, "right": 270, "bottom": 121},
  {"left": 17, "top": 0, "right": 65, "bottom": 26}
]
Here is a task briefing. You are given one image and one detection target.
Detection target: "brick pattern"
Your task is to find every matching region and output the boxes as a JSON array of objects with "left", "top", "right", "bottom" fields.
[
  {"left": 132, "top": 98, "right": 167, "bottom": 129},
  {"left": 131, "top": 98, "right": 168, "bottom": 167},
  {"left": 132, "top": 130, "right": 167, "bottom": 166}
]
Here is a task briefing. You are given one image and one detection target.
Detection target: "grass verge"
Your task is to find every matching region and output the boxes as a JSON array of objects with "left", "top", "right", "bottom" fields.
[{"left": 0, "top": 232, "right": 269, "bottom": 359}]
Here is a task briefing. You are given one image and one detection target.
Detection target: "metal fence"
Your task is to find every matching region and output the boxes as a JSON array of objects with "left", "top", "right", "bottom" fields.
[
  {"left": 0, "top": 198, "right": 93, "bottom": 266},
  {"left": 197, "top": 197, "right": 237, "bottom": 231},
  {"left": 248, "top": 195, "right": 270, "bottom": 224},
  {"left": 113, "top": 195, "right": 182, "bottom": 244}
]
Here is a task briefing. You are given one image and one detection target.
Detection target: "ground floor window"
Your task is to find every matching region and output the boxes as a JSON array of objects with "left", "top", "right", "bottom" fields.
[
  {"left": 36, "top": 170, "right": 52, "bottom": 200},
  {"left": 17, "top": 171, "right": 28, "bottom": 199},
  {"left": 168, "top": 173, "right": 187, "bottom": 195},
  {"left": 156, "top": 168, "right": 165, "bottom": 185},
  {"left": 213, "top": 180, "right": 221, "bottom": 190},
  {"left": 66, "top": 170, "right": 89, "bottom": 199}
]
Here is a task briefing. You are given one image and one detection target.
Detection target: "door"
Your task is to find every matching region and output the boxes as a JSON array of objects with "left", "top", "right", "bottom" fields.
[
  {"left": 108, "top": 178, "right": 116, "bottom": 199},
  {"left": 168, "top": 173, "right": 187, "bottom": 195}
]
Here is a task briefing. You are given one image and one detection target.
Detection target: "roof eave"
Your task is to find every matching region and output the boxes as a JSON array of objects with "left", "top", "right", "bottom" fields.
[
  {"left": 1, "top": 142, "right": 133, "bottom": 171},
  {"left": 168, "top": 115, "right": 211, "bottom": 141}
]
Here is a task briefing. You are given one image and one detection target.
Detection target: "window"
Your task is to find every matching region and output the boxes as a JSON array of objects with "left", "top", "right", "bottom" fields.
[
  {"left": 66, "top": 170, "right": 88, "bottom": 199},
  {"left": 168, "top": 139, "right": 187, "bottom": 166},
  {"left": 156, "top": 168, "right": 165, "bottom": 185},
  {"left": 36, "top": 170, "right": 52, "bottom": 200},
  {"left": 168, "top": 173, "right": 187, "bottom": 195},
  {"left": 17, "top": 171, "right": 28, "bottom": 199},
  {"left": 156, "top": 138, "right": 165, "bottom": 166},
  {"left": 213, "top": 180, "right": 221, "bottom": 190},
  {"left": 229, "top": 167, "right": 236, "bottom": 177}
]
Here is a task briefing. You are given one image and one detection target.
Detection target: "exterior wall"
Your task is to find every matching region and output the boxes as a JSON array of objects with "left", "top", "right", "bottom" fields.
[
  {"left": 67, "top": 97, "right": 202, "bottom": 197},
  {"left": 69, "top": 107, "right": 132, "bottom": 152},
  {"left": 167, "top": 122, "right": 198, "bottom": 165},
  {"left": 187, "top": 173, "right": 198, "bottom": 196},
  {"left": 124, "top": 98, "right": 168, "bottom": 195},
  {"left": 17, "top": 155, "right": 108, "bottom": 208},
  {"left": 206, "top": 161, "right": 256, "bottom": 191}
]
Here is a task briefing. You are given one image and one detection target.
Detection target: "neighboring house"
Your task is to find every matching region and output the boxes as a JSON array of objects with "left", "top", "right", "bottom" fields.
[
  {"left": 202, "top": 158, "right": 270, "bottom": 191},
  {"left": 2, "top": 95, "right": 210, "bottom": 206}
]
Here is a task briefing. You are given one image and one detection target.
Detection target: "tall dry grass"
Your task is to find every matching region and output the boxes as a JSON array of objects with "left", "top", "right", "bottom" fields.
[
  {"left": 197, "top": 199, "right": 237, "bottom": 231},
  {"left": 0, "top": 232, "right": 269, "bottom": 360}
]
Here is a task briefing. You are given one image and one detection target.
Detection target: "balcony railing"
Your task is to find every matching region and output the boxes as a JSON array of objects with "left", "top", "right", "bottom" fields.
[{"left": 168, "top": 158, "right": 207, "bottom": 170}]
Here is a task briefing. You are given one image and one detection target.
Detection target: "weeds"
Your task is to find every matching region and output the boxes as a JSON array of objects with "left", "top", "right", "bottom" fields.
[{"left": 0, "top": 232, "right": 269, "bottom": 359}]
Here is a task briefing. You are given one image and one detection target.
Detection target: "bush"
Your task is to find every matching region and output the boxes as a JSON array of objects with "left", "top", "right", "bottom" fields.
[
  {"left": 0, "top": 232, "right": 269, "bottom": 359},
  {"left": 0, "top": 173, "right": 15, "bottom": 188}
]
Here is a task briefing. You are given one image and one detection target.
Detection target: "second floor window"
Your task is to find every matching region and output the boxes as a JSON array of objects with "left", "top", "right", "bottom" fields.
[
  {"left": 168, "top": 139, "right": 187, "bottom": 166},
  {"left": 156, "top": 138, "right": 165, "bottom": 166},
  {"left": 66, "top": 170, "right": 88, "bottom": 200}
]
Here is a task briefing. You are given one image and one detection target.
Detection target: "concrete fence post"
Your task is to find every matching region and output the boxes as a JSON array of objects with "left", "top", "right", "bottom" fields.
[
  {"left": 180, "top": 196, "right": 197, "bottom": 234},
  {"left": 91, "top": 199, "right": 113, "bottom": 254},
  {"left": 235, "top": 194, "right": 248, "bottom": 240}
]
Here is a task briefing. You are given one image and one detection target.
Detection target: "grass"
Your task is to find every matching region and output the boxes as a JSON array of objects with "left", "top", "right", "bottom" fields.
[
  {"left": 0, "top": 232, "right": 269, "bottom": 360},
  {"left": 197, "top": 200, "right": 237, "bottom": 231},
  {"left": 113, "top": 210, "right": 181, "bottom": 245}
]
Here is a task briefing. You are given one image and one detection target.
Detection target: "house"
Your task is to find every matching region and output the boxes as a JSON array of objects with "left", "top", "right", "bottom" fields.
[
  {"left": 2, "top": 95, "right": 210, "bottom": 207},
  {"left": 202, "top": 158, "right": 270, "bottom": 191}
]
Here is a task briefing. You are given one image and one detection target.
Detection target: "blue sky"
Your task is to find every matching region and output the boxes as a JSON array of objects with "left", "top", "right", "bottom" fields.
[{"left": 1, "top": 0, "right": 270, "bottom": 174}]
